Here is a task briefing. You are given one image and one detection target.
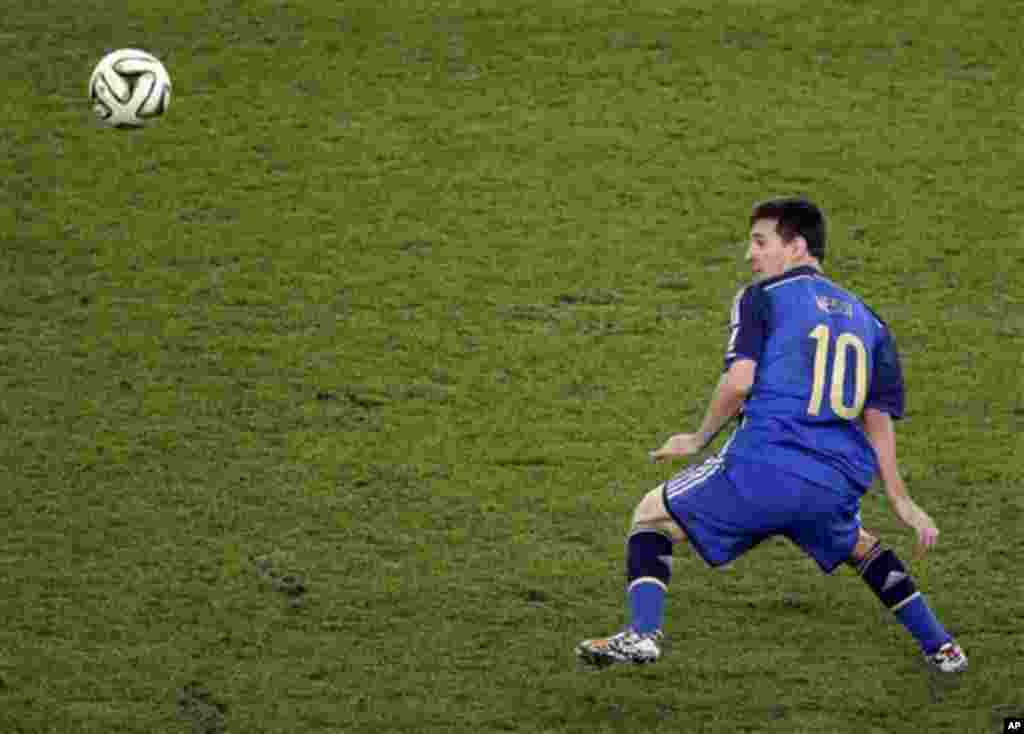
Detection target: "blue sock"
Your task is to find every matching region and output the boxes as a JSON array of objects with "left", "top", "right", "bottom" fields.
[
  {"left": 626, "top": 531, "right": 673, "bottom": 634},
  {"left": 855, "top": 544, "right": 951, "bottom": 655},
  {"left": 894, "top": 595, "right": 951, "bottom": 655},
  {"left": 629, "top": 580, "right": 667, "bottom": 634}
]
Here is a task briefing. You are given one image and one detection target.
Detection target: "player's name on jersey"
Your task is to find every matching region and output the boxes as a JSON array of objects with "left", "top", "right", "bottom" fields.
[{"left": 815, "top": 295, "right": 854, "bottom": 317}]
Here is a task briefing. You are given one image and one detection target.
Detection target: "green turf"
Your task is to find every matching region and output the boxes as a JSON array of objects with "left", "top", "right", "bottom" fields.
[{"left": 2, "top": 1, "right": 1023, "bottom": 732}]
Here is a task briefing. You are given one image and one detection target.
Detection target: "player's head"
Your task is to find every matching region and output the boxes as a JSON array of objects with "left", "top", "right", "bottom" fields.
[{"left": 747, "top": 197, "right": 826, "bottom": 281}]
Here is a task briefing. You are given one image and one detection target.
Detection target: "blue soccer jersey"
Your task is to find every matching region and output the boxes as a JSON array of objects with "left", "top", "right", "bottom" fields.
[{"left": 721, "top": 265, "right": 905, "bottom": 494}]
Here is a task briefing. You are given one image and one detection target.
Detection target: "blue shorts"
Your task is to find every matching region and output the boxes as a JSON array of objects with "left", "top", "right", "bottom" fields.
[{"left": 662, "top": 457, "right": 861, "bottom": 573}]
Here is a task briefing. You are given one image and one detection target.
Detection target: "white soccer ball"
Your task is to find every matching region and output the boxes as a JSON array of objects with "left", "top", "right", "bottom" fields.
[{"left": 89, "top": 48, "right": 172, "bottom": 128}]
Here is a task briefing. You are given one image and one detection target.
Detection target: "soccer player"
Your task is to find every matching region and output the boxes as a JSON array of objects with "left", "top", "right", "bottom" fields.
[{"left": 576, "top": 197, "right": 967, "bottom": 674}]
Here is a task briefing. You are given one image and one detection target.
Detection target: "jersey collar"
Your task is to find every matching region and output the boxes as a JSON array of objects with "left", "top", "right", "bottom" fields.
[{"left": 758, "top": 265, "right": 821, "bottom": 289}]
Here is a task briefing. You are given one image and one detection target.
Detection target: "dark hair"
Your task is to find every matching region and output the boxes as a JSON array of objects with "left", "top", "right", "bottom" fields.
[{"left": 750, "top": 197, "right": 826, "bottom": 263}]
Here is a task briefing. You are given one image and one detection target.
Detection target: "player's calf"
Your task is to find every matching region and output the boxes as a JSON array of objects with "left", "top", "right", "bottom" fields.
[
  {"left": 852, "top": 541, "right": 919, "bottom": 612},
  {"left": 850, "top": 540, "right": 965, "bottom": 671},
  {"left": 624, "top": 528, "right": 674, "bottom": 635},
  {"left": 576, "top": 489, "right": 683, "bottom": 667}
]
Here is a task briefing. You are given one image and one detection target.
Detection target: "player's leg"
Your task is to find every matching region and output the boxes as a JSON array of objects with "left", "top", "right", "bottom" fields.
[
  {"left": 631, "top": 484, "right": 687, "bottom": 542},
  {"left": 625, "top": 486, "right": 686, "bottom": 634},
  {"left": 786, "top": 487, "right": 967, "bottom": 673},
  {"left": 575, "top": 486, "right": 682, "bottom": 668},
  {"left": 577, "top": 457, "right": 768, "bottom": 668},
  {"left": 849, "top": 528, "right": 967, "bottom": 673}
]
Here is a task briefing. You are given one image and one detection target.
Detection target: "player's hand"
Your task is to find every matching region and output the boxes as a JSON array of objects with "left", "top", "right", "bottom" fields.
[
  {"left": 912, "top": 520, "right": 939, "bottom": 555},
  {"left": 889, "top": 495, "right": 939, "bottom": 555},
  {"left": 649, "top": 433, "right": 706, "bottom": 463}
]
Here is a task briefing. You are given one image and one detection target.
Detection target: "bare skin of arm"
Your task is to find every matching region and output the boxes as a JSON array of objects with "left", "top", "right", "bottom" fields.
[
  {"left": 650, "top": 359, "right": 755, "bottom": 461},
  {"left": 861, "top": 407, "right": 939, "bottom": 552}
]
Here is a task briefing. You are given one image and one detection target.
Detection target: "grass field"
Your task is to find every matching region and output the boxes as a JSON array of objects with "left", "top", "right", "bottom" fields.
[{"left": 3, "top": 1, "right": 1023, "bottom": 732}]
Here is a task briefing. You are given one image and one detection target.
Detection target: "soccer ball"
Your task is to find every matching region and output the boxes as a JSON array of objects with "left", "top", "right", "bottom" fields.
[{"left": 89, "top": 48, "right": 171, "bottom": 128}]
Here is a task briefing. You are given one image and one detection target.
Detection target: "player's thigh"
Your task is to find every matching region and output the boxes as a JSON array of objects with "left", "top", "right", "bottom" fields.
[
  {"left": 785, "top": 488, "right": 864, "bottom": 573},
  {"left": 664, "top": 458, "right": 774, "bottom": 566},
  {"left": 632, "top": 485, "right": 687, "bottom": 543}
]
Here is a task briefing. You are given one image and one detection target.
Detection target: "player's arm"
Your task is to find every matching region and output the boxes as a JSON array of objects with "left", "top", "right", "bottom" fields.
[
  {"left": 862, "top": 407, "right": 938, "bottom": 548},
  {"left": 697, "top": 358, "right": 755, "bottom": 445},
  {"left": 650, "top": 359, "right": 755, "bottom": 461},
  {"left": 650, "top": 286, "right": 763, "bottom": 462},
  {"left": 861, "top": 324, "right": 939, "bottom": 549}
]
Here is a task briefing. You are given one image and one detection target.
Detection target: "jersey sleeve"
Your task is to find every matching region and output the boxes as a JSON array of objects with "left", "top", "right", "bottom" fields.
[
  {"left": 866, "top": 326, "right": 905, "bottom": 419},
  {"left": 723, "top": 285, "right": 767, "bottom": 370}
]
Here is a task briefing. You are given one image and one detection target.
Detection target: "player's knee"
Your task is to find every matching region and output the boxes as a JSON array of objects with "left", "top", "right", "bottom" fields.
[
  {"left": 849, "top": 529, "right": 878, "bottom": 563},
  {"left": 630, "top": 486, "right": 686, "bottom": 543},
  {"left": 631, "top": 487, "right": 661, "bottom": 526},
  {"left": 632, "top": 520, "right": 685, "bottom": 545}
]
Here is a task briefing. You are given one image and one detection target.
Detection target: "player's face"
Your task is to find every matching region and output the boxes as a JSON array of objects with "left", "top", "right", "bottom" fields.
[{"left": 747, "top": 218, "right": 799, "bottom": 281}]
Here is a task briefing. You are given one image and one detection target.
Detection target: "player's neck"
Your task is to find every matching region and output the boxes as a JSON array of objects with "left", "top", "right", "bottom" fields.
[{"left": 783, "top": 257, "right": 822, "bottom": 275}]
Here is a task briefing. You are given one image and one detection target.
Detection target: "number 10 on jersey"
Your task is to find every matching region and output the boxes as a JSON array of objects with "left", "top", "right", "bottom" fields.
[{"left": 808, "top": 325, "right": 868, "bottom": 419}]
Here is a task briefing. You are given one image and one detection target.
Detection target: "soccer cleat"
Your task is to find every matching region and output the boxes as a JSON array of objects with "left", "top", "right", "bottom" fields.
[
  {"left": 924, "top": 641, "right": 968, "bottom": 673},
  {"left": 576, "top": 629, "right": 662, "bottom": 668}
]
